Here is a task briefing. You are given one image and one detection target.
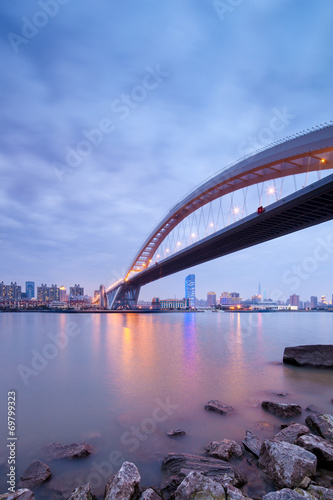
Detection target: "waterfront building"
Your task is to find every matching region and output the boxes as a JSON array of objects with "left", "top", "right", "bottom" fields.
[
  {"left": 207, "top": 291, "right": 216, "bottom": 307},
  {"left": 290, "top": 294, "right": 300, "bottom": 307},
  {"left": 70, "top": 284, "right": 84, "bottom": 297},
  {"left": 1, "top": 282, "right": 22, "bottom": 300},
  {"left": 25, "top": 281, "right": 35, "bottom": 299},
  {"left": 185, "top": 274, "right": 195, "bottom": 308},
  {"left": 59, "top": 285, "right": 67, "bottom": 302},
  {"left": 160, "top": 298, "right": 189, "bottom": 310},
  {"left": 310, "top": 296, "right": 318, "bottom": 308}
]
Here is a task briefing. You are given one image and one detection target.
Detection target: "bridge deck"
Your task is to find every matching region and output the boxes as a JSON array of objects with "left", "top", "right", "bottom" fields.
[{"left": 126, "top": 173, "right": 333, "bottom": 287}]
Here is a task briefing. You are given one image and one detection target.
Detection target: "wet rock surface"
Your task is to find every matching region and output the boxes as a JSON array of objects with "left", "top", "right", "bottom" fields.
[
  {"left": 305, "top": 413, "right": 333, "bottom": 442},
  {"left": 139, "top": 488, "right": 162, "bottom": 499},
  {"left": 295, "top": 432, "right": 333, "bottom": 468},
  {"left": 17, "top": 459, "right": 51, "bottom": 488},
  {"left": 174, "top": 471, "right": 226, "bottom": 499},
  {"left": 161, "top": 452, "right": 247, "bottom": 491},
  {"left": 258, "top": 440, "right": 317, "bottom": 489},
  {"left": 166, "top": 429, "right": 186, "bottom": 438},
  {"left": 262, "top": 489, "right": 305, "bottom": 499},
  {"left": 262, "top": 401, "right": 302, "bottom": 418},
  {"left": 273, "top": 423, "right": 310, "bottom": 444},
  {"left": 43, "top": 442, "right": 93, "bottom": 460},
  {"left": 0, "top": 490, "right": 36, "bottom": 500},
  {"left": 104, "top": 461, "right": 141, "bottom": 500},
  {"left": 283, "top": 344, "right": 333, "bottom": 368},
  {"left": 205, "top": 439, "right": 243, "bottom": 460},
  {"left": 67, "top": 482, "right": 96, "bottom": 500},
  {"left": 205, "top": 400, "right": 234, "bottom": 415},
  {"left": 242, "top": 431, "right": 262, "bottom": 458}
]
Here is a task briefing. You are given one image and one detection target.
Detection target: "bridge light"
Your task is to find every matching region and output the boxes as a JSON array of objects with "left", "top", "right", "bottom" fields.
[
  {"left": 191, "top": 233, "right": 196, "bottom": 238},
  {"left": 320, "top": 158, "right": 326, "bottom": 163},
  {"left": 233, "top": 207, "right": 240, "bottom": 214},
  {"left": 166, "top": 248, "right": 170, "bottom": 252},
  {"left": 257, "top": 206, "right": 265, "bottom": 214},
  {"left": 177, "top": 241, "right": 181, "bottom": 246},
  {"left": 209, "top": 222, "right": 214, "bottom": 227},
  {"left": 267, "top": 186, "right": 275, "bottom": 195}
]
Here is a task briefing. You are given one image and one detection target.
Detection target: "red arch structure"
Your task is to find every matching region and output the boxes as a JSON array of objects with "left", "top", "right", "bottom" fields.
[{"left": 103, "top": 124, "right": 333, "bottom": 309}]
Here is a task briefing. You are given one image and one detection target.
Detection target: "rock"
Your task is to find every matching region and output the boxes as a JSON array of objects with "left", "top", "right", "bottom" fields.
[
  {"left": 295, "top": 433, "right": 333, "bottom": 468},
  {"left": 262, "top": 489, "right": 305, "bottom": 499},
  {"left": 258, "top": 440, "right": 317, "bottom": 489},
  {"left": 139, "top": 489, "right": 162, "bottom": 499},
  {"left": 160, "top": 476, "right": 182, "bottom": 500},
  {"left": 67, "top": 483, "right": 95, "bottom": 500},
  {"left": 205, "top": 439, "right": 243, "bottom": 460},
  {"left": 301, "top": 483, "right": 333, "bottom": 498},
  {"left": 174, "top": 470, "right": 226, "bottom": 499},
  {"left": 0, "top": 491, "right": 36, "bottom": 500},
  {"left": 224, "top": 483, "right": 252, "bottom": 499},
  {"left": 273, "top": 423, "right": 310, "bottom": 444},
  {"left": 305, "top": 404, "right": 325, "bottom": 414},
  {"left": 242, "top": 430, "right": 262, "bottom": 458},
  {"left": 17, "top": 459, "right": 51, "bottom": 488},
  {"left": 262, "top": 401, "right": 302, "bottom": 418},
  {"left": 283, "top": 345, "right": 333, "bottom": 368},
  {"left": 104, "top": 461, "right": 141, "bottom": 500},
  {"left": 161, "top": 452, "right": 246, "bottom": 488},
  {"left": 273, "top": 392, "right": 289, "bottom": 397},
  {"left": 305, "top": 414, "right": 333, "bottom": 442},
  {"left": 205, "top": 400, "right": 234, "bottom": 415},
  {"left": 166, "top": 429, "right": 186, "bottom": 438},
  {"left": 44, "top": 442, "right": 93, "bottom": 460}
]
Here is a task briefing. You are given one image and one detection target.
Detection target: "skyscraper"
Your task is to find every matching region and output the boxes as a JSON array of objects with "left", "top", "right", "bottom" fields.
[
  {"left": 26, "top": 281, "right": 35, "bottom": 299},
  {"left": 185, "top": 274, "right": 195, "bottom": 308}
]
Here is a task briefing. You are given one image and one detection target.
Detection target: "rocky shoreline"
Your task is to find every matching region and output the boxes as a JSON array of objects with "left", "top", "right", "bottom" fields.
[{"left": 2, "top": 345, "right": 333, "bottom": 500}]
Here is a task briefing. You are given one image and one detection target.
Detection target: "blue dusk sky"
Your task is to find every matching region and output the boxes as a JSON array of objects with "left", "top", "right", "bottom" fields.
[{"left": 0, "top": 0, "right": 332, "bottom": 302}]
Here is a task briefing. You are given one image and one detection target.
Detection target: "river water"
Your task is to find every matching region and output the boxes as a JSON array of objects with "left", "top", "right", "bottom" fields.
[{"left": 0, "top": 311, "right": 332, "bottom": 498}]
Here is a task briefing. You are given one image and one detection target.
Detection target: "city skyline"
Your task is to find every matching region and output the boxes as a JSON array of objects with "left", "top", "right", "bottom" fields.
[{"left": 1, "top": 2, "right": 332, "bottom": 301}]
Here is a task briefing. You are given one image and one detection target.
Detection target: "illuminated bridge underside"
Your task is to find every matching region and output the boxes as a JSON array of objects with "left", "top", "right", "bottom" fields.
[
  {"left": 126, "top": 125, "right": 333, "bottom": 279},
  {"left": 125, "top": 173, "right": 333, "bottom": 288}
]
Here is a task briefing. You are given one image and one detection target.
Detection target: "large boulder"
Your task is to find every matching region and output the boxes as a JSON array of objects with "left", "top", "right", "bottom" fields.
[
  {"left": 174, "top": 471, "right": 226, "bottom": 499},
  {"left": 258, "top": 440, "right": 317, "bottom": 489},
  {"left": 205, "top": 400, "right": 234, "bottom": 415},
  {"left": 161, "top": 452, "right": 246, "bottom": 488},
  {"left": 273, "top": 423, "right": 310, "bottom": 444},
  {"left": 104, "top": 461, "right": 141, "bottom": 500},
  {"left": 44, "top": 442, "right": 93, "bottom": 460},
  {"left": 305, "top": 413, "right": 333, "bottom": 442},
  {"left": 224, "top": 483, "right": 253, "bottom": 499},
  {"left": 67, "top": 483, "right": 95, "bottom": 500},
  {"left": 262, "top": 489, "right": 305, "bottom": 499},
  {"left": 283, "top": 345, "right": 333, "bottom": 368},
  {"left": 262, "top": 401, "right": 302, "bottom": 418},
  {"left": 18, "top": 459, "right": 51, "bottom": 488},
  {"left": 0, "top": 490, "right": 36, "bottom": 500},
  {"left": 205, "top": 439, "right": 243, "bottom": 460},
  {"left": 242, "top": 430, "right": 262, "bottom": 458},
  {"left": 295, "top": 433, "right": 333, "bottom": 468}
]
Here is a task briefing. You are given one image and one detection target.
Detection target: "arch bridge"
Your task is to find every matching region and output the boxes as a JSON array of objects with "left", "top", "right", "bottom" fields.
[{"left": 101, "top": 124, "right": 333, "bottom": 309}]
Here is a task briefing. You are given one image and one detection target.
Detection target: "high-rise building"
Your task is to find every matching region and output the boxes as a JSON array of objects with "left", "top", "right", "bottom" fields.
[
  {"left": 258, "top": 283, "right": 261, "bottom": 298},
  {"left": 70, "top": 284, "right": 84, "bottom": 297},
  {"left": 310, "top": 296, "right": 318, "bottom": 309},
  {"left": 1, "top": 282, "right": 21, "bottom": 300},
  {"left": 185, "top": 274, "right": 195, "bottom": 308},
  {"left": 220, "top": 292, "right": 232, "bottom": 305},
  {"left": 100, "top": 284, "right": 105, "bottom": 308},
  {"left": 290, "top": 294, "right": 300, "bottom": 307},
  {"left": 25, "top": 281, "right": 35, "bottom": 299},
  {"left": 207, "top": 291, "right": 216, "bottom": 307}
]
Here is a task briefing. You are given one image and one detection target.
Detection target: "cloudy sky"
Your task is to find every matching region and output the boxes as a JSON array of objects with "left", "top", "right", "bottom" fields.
[{"left": 1, "top": 0, "right": 332, "bottom": 303}]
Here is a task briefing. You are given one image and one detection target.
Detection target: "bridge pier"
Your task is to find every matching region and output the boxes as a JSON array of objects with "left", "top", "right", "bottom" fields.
[{"left": 106, "top": 284, "right": 141, "bottom": 310}]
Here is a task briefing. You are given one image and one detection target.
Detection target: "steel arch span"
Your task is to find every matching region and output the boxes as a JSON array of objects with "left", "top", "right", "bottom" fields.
[{"left": 104, "top": 124, "right": 333, "bottom": 310}]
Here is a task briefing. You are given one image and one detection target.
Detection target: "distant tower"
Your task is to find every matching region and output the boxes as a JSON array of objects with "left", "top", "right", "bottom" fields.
[
  {"left": 99, "top": 284, "right": 106, "bottom": 308},
  {"left": 258, "top": 283, "right": 261, "bottom": 297},
  {"left": 185, "top": 274, "right": 195, "bottom": 308}
]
